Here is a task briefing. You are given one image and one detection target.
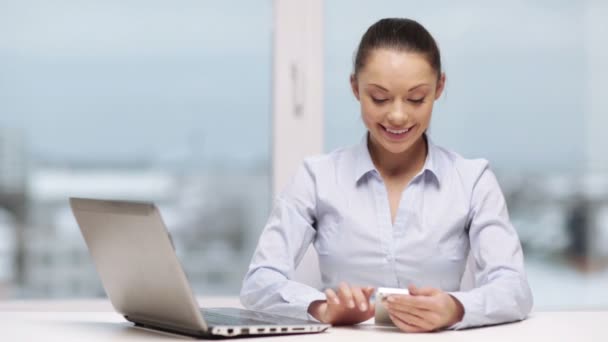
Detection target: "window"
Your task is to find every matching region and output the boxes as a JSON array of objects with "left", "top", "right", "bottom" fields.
[{"left": 0, "top": 0, "right": 272, "bottom": 297}]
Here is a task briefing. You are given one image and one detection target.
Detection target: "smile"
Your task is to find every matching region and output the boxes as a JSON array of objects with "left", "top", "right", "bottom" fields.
[
  {"left": 385, "top": 127, "right": 409, "bottom": 134},
  {"left": 379, "top": 124, "right": 415, "bottom": 141}
]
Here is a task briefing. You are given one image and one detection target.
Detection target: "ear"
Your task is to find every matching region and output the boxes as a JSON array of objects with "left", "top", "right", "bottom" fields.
[
  {"left": 434, "top": 72, "right": 446, "bottom": 100},
  {"left": 350, "top": 74, "right": 361, "bottom": 101}
]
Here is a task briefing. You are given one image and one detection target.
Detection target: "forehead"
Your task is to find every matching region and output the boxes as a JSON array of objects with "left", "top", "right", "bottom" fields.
[{"left": 358, "top": 48, "right": 436, "bottom": 89}]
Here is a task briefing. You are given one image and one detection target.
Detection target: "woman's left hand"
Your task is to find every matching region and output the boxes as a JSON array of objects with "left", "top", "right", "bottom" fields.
[{"left": 383, "top": 284, "right": 464, "bottom": 333}]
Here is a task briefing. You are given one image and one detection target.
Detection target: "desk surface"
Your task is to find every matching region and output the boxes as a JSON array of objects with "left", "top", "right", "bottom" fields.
[{"left": 1, "top": 298, "right": 607, "bottom": 342}]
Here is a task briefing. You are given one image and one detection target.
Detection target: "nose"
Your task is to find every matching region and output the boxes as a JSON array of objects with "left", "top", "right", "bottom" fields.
[{"left": 387, "top": 102, "right": 408, "bottom": 125}]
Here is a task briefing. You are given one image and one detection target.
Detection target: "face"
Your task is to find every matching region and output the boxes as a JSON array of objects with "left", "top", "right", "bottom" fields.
[{"left": 351, "top": 48, "right": 445, "bottom": 156}]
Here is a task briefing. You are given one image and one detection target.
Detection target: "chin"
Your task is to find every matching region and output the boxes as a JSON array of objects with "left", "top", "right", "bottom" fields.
[
  {"left": 384, "top": 143, "right": 413, "bottom": 155},
  {"left": 372, "top": 131, "right": 422, "bottom": 156},
  {"left": 372, "top": 138, "right": 411, "bottom": 155}
]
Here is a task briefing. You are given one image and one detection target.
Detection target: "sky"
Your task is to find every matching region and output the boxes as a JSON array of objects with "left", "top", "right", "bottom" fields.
[
  {"left": 0, "top": 0, "right": 602, "bottom": 173},
  {"left": 0, "top": 0, "right": 273, "bottom": 166}
]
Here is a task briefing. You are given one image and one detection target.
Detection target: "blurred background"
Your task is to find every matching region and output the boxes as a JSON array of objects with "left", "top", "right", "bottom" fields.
[{"left": 1, "top": 0, "right": 607, "bottom": 310}]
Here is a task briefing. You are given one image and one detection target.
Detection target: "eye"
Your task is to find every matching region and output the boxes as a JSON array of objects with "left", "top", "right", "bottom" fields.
[
  {"left": 372, "top": 97, "right": 388, "bottom": 104},
  {"left": 408, "top": 98, "right": 425, "bottom": 104}
]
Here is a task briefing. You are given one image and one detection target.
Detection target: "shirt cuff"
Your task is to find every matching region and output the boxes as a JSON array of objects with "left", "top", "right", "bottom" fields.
[
  {"left": 279, "top": 285, "right": 326, "bottom": 321},
  {"left": 447, "top": 290, "right": 483, "bottom": 330}
]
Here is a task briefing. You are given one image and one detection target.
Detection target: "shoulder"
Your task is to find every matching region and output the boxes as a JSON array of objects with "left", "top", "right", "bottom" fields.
[
  {"left": 430, "top": 143, "right": 506, "bottom": 216},
  {"left": 431, "top": 142, "right": 492, "bottom": 191},
  {"left": 300, "top": 144, "right": 358, "bottom": 177},
  {"left": 281, "top": 144, "right": 357, "bottom": 208}
]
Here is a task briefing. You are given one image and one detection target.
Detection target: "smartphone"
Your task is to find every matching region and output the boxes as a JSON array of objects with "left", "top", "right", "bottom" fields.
[{"left": 374, "top": 287, "right": 410, "bottom": 326}]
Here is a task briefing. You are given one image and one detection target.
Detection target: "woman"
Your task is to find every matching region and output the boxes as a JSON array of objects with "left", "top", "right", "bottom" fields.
[{"left": 240, "top": 18, "right": 533, "bottom": 332}]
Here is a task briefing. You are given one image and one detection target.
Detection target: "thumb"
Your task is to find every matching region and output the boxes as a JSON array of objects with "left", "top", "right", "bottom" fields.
[{"left": 408, "top": 284, "right": 439, "bottom": 296}]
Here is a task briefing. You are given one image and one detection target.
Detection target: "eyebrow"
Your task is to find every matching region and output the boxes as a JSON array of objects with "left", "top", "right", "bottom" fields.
[{"left": 368, "top": 83, "right": 430, "bottom": 92}]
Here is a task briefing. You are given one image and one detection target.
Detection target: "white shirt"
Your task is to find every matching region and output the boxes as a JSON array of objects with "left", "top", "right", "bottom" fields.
[{"left": 240, "top": 134, "right": 533, "bottom": 329}]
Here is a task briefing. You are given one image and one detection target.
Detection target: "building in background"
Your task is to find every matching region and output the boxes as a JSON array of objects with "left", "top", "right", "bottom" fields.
[
  {"left": 15, "top": 165, "right": 269, "bottom": 298},
  {"left": 0, "top": 128, "right": 27, "bottom": 297},
  {"left": 0, "top": 209, "right": 16, "bottom": 298}
]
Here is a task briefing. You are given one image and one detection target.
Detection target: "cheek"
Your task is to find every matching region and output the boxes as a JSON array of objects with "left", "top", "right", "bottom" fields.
[
  {"left": 418, "top": 103, "right": 434, "bottom": 124},
  {"left": 407, "top": 101, "right": 434, "bottom": 125},
  {"left": 360, "top": 102, "right": 383, "bottom": 126}
]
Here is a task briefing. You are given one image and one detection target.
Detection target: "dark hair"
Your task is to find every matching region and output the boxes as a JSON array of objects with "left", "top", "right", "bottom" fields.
[{"left": 353, "top": 18, "right": 442, "bottom": 80}]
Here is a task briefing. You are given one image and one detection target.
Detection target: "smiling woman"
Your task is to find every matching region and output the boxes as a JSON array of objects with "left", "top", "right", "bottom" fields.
[{"left": 241, "top": 18, "right": 533, "bottom": 333}]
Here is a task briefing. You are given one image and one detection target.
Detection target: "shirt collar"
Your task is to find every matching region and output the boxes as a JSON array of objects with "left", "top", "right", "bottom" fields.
[
  {"left": 424, "top": 135, "right": 442, "bottom": 185},
  {"left": 353, "top": 133, "right": 442, "bottom": 186},
  {"left": 353, "top": 134, "right": 377, "bottom": 184}
]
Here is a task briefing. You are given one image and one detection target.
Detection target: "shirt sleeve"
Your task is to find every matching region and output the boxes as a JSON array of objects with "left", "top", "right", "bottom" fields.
[
  {"left": 448, "top": 164, "right": 534, "bottom": 329},
  {"left": 240, "top": 160, "right": 326, "bottom": 321}
]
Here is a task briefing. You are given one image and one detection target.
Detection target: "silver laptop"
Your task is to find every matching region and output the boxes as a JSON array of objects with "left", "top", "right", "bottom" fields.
[{"left": 69, "top": 197, "right": 330, "bottom": 338}]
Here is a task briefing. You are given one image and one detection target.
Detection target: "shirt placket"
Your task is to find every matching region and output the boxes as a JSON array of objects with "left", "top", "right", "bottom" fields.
[
  {"left": 395, "top": 174, "right": 425, "bottom": 288},
  {"left": 372, "top": 174, "right": 400, "bottom": 287}
]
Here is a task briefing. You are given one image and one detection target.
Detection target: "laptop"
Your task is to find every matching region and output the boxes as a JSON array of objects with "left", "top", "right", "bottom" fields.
[{"left": 69, "top": 197, "right": 330, "bottom": 338}]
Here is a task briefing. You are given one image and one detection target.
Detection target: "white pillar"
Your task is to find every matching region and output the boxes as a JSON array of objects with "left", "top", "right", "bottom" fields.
[{"left": 273, "top": 0, "right": 324, "bottom": 288}]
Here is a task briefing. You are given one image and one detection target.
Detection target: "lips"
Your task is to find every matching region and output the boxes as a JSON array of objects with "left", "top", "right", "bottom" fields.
[
  {"left": 385, "top": 127, "right": 410, "bottom": 134},
  {"left": 380, "top": 124, "right": 415, "bottom": 140}
]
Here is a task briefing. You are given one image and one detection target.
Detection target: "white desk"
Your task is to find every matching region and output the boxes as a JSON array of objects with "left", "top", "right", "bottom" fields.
[{"left": 0, "top": 298, "right": 606, "bottom": 342}]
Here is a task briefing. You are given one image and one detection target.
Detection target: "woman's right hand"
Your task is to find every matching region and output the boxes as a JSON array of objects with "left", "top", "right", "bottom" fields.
[{"left": 307, "top": 282, "right": 375, "bottom": 325}]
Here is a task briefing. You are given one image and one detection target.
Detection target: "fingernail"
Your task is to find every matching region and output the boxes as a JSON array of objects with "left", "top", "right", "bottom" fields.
[
  {"left": 360, "top": 303, "right": 367, "bottom": 311},
  {"left": 348, "top": 300, "right": 355, "bottom": 308},
  {"left": 333, "top": 298, "right": 340, "bottom": 305},
  {"left": 387, "top": 296, "right": 395, "bottom": 303}
]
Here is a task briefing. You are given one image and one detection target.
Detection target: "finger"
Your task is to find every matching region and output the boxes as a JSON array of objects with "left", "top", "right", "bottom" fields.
[
  {"left": 386, "top": 301, "right": 431, "bottom": 321},
  {"left": 389, "top": 310, "right": 435, "bottom": 331},
  {"left": 389, "top": 313, "right": 426, "bottom": 333},
  {"left": 350, "top": 287, "right": 368, "bottom": 312},
  {"left": 388, "top": 294, "right": 438, "bottom": 311},
  {"left": 325, "top": 288, "right": 340, "bottom": 305},
  {"left": 387, "top": 303, "right": 440, "bottom": 326},
  {"left": 387, "top": 294, "right": 433, "bottom": 312},
  {"left": 409, "top": 284, "right": 439, "bottom": 297},
  {"left": 337, "top": 282, "right": 355, "bottom": 309}
]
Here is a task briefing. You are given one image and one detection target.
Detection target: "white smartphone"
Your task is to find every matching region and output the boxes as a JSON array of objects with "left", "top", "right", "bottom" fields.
[{"left": 374, "top": 287, "right": 410, "bottom": 326}]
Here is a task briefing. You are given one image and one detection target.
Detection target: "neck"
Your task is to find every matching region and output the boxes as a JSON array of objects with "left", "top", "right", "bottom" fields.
[{"left": 368, "top": 133, "right": 428, "bottom": 179}]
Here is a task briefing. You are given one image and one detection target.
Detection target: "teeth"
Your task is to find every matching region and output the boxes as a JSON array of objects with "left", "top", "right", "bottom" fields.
[{"left": 386, "top": 127, "right": 409, "bottom": 134}]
